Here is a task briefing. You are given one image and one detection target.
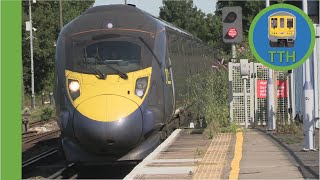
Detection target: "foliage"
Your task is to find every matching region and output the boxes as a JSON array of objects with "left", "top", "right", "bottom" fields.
[
  {"left": 276, "top": 121, "right": 303, "bottom": 134},
  {"left": 40, "top": 106, "right": 54, "bottom": 121},
  {"left": 22, "top": 1, "right": 93, "bottom": 94},
  {"left": 160, "top": 0, "right": 228, "bottom": 53},
  {"left": 277, "top": 134, "right": 303, "bottom": 144},
  {"left": 184, "top": 68, "right": 240, "bottom": 136},
  {"left": 159, "top": 1, "right": 265, "bottom": 64}
]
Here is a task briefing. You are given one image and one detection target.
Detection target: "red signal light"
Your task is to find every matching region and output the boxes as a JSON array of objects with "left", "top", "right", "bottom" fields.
[{"left": 227, "top": 28, "right": 238, "bottom": 38}]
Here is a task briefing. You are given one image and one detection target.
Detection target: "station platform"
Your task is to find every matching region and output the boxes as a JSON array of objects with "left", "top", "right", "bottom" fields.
[{"left": 124, "top": 128, "right": 319, "bottom": 179}]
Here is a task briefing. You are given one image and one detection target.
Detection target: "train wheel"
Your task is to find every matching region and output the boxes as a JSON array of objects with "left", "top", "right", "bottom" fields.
[
  {"left": 279, "top": 40, "right": 286, "bottom": 47},
  {"left": 269, "top": 40, "right": 278, "bottom": 47},
  {"left": 287, "top": 42, "right": 294, "bottom": 47}
]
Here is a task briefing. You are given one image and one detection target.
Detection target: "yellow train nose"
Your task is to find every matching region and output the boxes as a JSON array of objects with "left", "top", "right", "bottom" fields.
[{"left": 76, "top": 95, "right": 140, "bottom": 122}]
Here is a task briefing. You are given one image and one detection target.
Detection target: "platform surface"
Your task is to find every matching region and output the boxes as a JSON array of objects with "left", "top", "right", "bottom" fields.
[
  {"left": 124, "top": 129, "right": 234, "bottom": 179},
  {"left": 125, "top": 128, "right": 319, "bottom": 180},
  {"left": 239, "top": 129, "right": 304, "bottom": 179}
]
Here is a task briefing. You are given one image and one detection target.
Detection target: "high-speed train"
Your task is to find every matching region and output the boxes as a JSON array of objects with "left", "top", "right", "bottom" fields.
[{"left": 55, "top": 4, "right": 215, "bottom": 162}]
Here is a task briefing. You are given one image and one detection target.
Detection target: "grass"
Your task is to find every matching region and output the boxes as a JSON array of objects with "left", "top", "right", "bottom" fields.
[
  {"left": 22, "top": 94, "right": 55, "bottom": 122},
  {"left": 276, "top": 121, "right": 303, "bottom": 135},
  {"left": 279, "top": 136, "right": 303, "bottom": 144}
]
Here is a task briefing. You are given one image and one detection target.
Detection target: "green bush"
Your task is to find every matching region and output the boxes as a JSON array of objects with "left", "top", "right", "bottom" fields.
[
  {"left": 184, "top": 68, "right": 238, "bottom": 136},
  {"left": 40, "top": 107, "right": 53, "bottom": 121}
]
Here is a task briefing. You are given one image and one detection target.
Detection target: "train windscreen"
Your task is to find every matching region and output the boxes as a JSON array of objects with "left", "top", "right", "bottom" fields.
[
  {"left": 280, "top": 18, "right": 284, "bottom": 28},
  {"left": 287, "top": 18, "right": 293, "bottom": 28},
  {"left": 271, "top": 18, "right": 277, "bottom": 28},
  {"left": 67, "top": 34, "right": 153, "bottom": 75}
]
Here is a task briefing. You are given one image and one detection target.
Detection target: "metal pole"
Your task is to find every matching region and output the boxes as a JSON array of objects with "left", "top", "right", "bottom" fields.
[
  {"left": 29, "top": 0, "right": 35, "bottom": 108},
  {"left": 232, "top": 44, "right": 236, "bottom": 59},
  {"left": 266, "top": 0, "right": 275, "bottom": 130},
  {"left": 288, "top": 71, "right": 292, "bottom": 122},
  {"left": 244, "top": 78, "right": 248, "bottom": 128},
  {"left": 267, "top": 70, "right": 275, "bottom": 130},
  {"left": 315, "top": 24, "right": 320, "bottom": 129},
  {"left": 59, "top": 0, "right": 63, "bottom": 30},
  {"left": 124, "top": 0, "right": 127, "bottom": 5},
  {"left": 291, "top": 70, "right": 296, "bottom": 120},
  {"left": 302, "top": 0, "right": 315, "bottom": 150}
]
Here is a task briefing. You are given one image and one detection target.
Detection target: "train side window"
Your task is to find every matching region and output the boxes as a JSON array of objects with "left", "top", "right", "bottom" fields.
[
  {"left": 280, "top": 18, "right": 284, "bottom": 28},
  {"left": 287, "top": 18, "right": 293, "bottom": 28},
  {"left": 271, "top": 18, "right": 277, "bottom": 28}
]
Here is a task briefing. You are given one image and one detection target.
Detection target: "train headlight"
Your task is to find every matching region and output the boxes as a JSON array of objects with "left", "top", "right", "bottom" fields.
[
  {"left": 135, "top": 77, "right": 148, "bottom": 98},
  {"left": 68, "top": 79, "right": 80, "bottom": 100}
]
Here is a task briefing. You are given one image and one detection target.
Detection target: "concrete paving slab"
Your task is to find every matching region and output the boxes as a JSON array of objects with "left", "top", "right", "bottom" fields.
[{"left": 239, "top": 129, "right": 304, "bottom": 179}]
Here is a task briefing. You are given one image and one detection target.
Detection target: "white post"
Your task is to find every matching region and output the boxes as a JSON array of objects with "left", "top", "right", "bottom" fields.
[
  {"left": 232, "top": 44, "right": 236, "bottom": 59},
  {"left": 266, "top": 0, "right": 275, "bottom": 130},
  {"left": 302, "top": 0, "right": 315, "bottom": 150},
  {"left": 244, "top": 78, "right": 248, "bottom": 128},
  {"left": 29, "top": 0, "right": 35, "bottom": 108},
  {"left": 315, "top": 24, "right": 320, "bottom": 129},
  {"left": 267, "top": 72, "right": 275, "bottom": 130}
]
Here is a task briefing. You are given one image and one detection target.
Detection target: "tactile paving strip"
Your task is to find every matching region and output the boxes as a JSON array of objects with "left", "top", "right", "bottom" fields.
[{"left": 192, "top": 133, "right": 232, "bottom": 180}]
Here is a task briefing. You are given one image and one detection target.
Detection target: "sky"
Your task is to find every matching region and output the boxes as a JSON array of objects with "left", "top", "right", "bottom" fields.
[{"left": 94, "top": 0, "right": 217, "bottom": 16}]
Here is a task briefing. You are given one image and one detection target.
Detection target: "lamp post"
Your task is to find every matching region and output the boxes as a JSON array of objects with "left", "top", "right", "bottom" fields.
[
  {"left": 28, "top": 0, "right": 35, "bottom": 108},
  {"left": 59, "top": 0, "right": 63, "bottom": 30},
  {"left": 266, "top": 0, "right": 275, "bottom": 130},
  {"left": 302, "top": 0, "right": 315, "bottom": 151}
]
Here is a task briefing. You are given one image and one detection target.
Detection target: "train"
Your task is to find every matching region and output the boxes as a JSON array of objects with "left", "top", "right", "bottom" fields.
[
  {"left": 54, "top": 4, "right": 215, "bottom": 162},
  {"left": 268, "top": 11, "right": 296, "bottom": 47}
]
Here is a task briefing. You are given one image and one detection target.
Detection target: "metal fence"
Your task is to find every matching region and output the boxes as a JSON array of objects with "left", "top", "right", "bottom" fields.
[{"left": 229, "top": 62, "right": 289, "bottom": 126}]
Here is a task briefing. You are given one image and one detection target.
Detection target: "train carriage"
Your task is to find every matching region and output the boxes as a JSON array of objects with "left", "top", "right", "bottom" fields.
[{"left": 268, "top": 11, "right": 296, "bottom": 47}]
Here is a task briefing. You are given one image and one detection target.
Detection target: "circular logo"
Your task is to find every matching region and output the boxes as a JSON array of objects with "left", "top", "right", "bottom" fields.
[{"left": 249, "top": 4, "right": 315, "bottom": 71}]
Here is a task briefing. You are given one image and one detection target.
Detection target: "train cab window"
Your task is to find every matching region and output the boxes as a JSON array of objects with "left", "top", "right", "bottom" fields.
[
  {"left": 271, "top": 18, "right": 277, "bottom": 28},
  {"left": 280, "top": 18, "right": 284, "bottom": 28},
  {"left": 287, "top": 18, "right": 293, "bottom": 28},
  {"left": 68, "top": 35, "right": 153, "bottom": 75}
]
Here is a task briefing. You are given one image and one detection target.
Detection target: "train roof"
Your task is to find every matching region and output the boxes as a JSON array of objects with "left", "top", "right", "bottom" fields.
[
  {"left": 62, "top": 4, "right": 197, "bottom": 40},
  {"left": 269, "top": 11, "right": 295, "bottom": 17}
]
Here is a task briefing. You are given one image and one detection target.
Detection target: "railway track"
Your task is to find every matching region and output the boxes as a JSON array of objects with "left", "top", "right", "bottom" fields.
[
  {"left": 22, "top": 147, "right": 59, "bottom": 169},
  {"left": 22, "top": 129, "right": 60, "bottom": 144},
  {"left": 47, "top": 163, "right": 78, "bottom": 179}
]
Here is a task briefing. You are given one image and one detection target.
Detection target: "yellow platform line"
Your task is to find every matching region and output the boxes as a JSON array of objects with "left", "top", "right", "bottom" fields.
[{"left": 229, "top": 132, "right": 243, "bottom": 180}]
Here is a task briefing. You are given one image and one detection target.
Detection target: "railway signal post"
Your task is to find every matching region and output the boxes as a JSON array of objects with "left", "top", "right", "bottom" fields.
[{"left": 222, "top": 6, "right": 243, "bottom": 60}]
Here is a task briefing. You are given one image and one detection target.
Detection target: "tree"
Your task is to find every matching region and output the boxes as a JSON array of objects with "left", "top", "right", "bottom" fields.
[
  {"left": 159, "top": 1, "right": 228, "bottom": 56},
  {"left": 22, "top": 0, "right": 93, "bottom": 95},
  {"left": 159, "top": 1, "right": 208, "bottom": 41}
]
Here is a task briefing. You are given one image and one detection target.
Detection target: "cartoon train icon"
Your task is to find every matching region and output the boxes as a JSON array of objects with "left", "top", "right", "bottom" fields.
[{"left": 268, "top": 11, "right": 296, "bottom": 47}]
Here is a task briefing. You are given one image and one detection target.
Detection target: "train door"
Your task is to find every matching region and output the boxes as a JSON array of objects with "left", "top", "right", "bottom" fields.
[{"left": 163, "top": 35, "right": 175, "bottom": 122}]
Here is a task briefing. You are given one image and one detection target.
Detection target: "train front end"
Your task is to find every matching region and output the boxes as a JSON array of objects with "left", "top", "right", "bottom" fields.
[{"left": 55, "top": 5, "right": 164, "bottom": 162}]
